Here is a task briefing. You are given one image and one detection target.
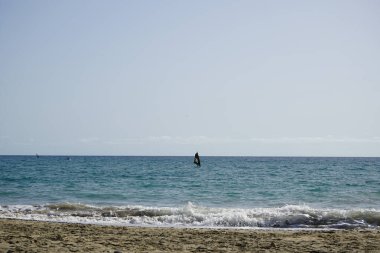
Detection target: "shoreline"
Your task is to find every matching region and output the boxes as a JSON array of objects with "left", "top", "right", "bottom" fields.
[{"left": 1, "top": 219, "right": 380, "bottom": 252}]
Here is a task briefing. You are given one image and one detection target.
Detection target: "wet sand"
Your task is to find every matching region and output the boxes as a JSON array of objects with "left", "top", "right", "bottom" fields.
[{"left": 1, "top": 219, "right": 380, "bottom": 252}]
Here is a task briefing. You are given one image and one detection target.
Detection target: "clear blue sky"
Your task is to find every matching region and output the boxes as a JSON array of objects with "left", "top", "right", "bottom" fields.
[{"left": 1, "top": 0, "right": 379, "bottom": 156}]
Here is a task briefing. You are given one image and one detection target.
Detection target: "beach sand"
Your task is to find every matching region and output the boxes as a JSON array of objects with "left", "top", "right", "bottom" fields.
[{"left": 1, "top": 219, "right": 380, "bottom": 252}]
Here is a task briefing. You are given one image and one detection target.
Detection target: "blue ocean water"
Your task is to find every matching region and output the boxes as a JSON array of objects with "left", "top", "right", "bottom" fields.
[{"left": 1, "top": 156, "right": 379, "bottom": 229}]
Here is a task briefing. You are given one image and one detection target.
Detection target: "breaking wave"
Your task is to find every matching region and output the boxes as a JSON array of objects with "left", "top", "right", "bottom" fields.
[{"left": 1, "top": 202, "right": 379, "bottom": 229}]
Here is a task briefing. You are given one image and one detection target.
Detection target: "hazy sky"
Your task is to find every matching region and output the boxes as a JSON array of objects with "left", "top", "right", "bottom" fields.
[{"left": 1, "top": 0, "right": 379, "bottom": 156}]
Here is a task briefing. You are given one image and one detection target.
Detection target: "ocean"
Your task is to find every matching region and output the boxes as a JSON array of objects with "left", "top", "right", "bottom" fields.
[{"left": 0, "top": 156, "right": 379, "bottom": 229}]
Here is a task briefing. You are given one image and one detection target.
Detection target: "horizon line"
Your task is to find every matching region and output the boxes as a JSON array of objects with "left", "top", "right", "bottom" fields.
[{"left": 1, "top": 154, "right": 379, "bottom": 158}]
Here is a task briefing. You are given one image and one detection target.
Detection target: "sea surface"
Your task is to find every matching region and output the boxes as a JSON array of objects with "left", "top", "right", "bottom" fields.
[{"left": 1, "top": 156, "right": 379, "bottom": 229}]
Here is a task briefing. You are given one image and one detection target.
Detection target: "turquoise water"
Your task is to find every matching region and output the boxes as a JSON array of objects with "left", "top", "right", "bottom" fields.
[{"left": 1, "top": 156, "right": 379, "bottom": 228}]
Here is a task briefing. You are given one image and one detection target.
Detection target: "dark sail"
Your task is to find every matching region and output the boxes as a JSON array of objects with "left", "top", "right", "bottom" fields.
[{"left": 194, "top": 152, "right": 201, "bottom": 167}]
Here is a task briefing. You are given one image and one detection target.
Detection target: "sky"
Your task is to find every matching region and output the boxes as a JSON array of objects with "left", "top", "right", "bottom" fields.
[{"left": 0, "top": 0, "right": 379, "bottom": 156}]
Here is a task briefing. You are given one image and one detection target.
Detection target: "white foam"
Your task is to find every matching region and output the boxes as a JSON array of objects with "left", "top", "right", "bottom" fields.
[{"left": 1, "top": 202, "right": 379, "bottom": 229}]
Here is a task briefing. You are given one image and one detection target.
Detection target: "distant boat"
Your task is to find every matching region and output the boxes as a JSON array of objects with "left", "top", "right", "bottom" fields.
[{"left": 36, "top": 153, "right": 40, "bottom": 159}]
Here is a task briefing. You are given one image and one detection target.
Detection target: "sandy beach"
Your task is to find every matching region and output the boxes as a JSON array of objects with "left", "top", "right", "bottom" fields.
[{"left": 0, "top": 219, "right": 379, "bottom": 252}]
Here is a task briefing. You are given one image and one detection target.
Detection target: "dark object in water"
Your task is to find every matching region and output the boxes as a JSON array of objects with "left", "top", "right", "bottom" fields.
[{"left": 194, "top": 152, "right": 201, "bottom": 167}]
